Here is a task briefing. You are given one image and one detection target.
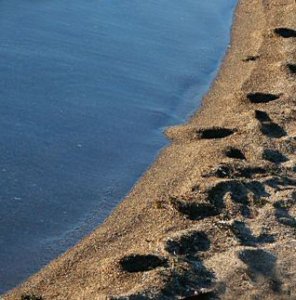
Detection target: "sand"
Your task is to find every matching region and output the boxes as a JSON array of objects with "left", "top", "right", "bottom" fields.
[{"left": 4, "top": 0, "right": 296, "bottom": 299}]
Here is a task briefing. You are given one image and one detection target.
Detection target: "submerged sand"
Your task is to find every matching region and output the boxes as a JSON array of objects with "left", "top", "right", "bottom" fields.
[{"left": 4, "top": 0, "right": 296, "bottom": 299}]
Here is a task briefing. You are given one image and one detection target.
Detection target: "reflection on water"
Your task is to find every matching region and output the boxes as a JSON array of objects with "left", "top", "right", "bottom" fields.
[{"left": 0, "top": 0, "right": 237, "bottom": 293}]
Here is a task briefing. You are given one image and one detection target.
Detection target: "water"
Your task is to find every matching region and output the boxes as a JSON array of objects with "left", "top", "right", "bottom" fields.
[{"left": 0, "top": 0, "right": 237, "bottom": 293}]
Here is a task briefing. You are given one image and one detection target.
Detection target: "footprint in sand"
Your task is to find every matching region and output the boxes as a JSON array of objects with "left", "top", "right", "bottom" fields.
[
  {"left": 262, "top": 148, "right": 289, "bottom": 164},
  {"left": 196, "top": 127, "right": 236, "bottom": 140},
  {"left": 231, "top": 220, "right": 275, "bottom": 246},
  {"left": 254, "top": 110, "right": 287, "bottom": 139},
  {"left": 224, "top": 147, "right": 246, "bottom": 160},
  {"left": 274, "top": 199, "right": 296, "bottom": 228},
  {"left": 170, "top": 196, "right": 220, "bottom": 221},
  {"left": 274, "top": 27, "right": 296, "bottom": 38},
  {"left": 165, "top": 231, "right": 210, "bottom": 257},
  {"left": 238, "top": 249, "right": 282, "bottom": 292},
  {"left": 119, "top": 254, "right": 168, "bottom": 273},
  {"left": 163, "top": 231, "right": 217, "bottom": 299},
  {"left": 242, "top": 55, "right": 260, "bottom": 62},
  {"left": 287, "top": 63, "right": 296, "bottom": 75},
  {"left": 247, "top": 92, "right": 281, "bottom": 104}
]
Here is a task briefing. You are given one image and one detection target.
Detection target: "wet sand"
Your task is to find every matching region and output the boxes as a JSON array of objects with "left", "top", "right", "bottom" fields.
[{"left": 4, "top": 0, "right": 296, "bottom": 299}]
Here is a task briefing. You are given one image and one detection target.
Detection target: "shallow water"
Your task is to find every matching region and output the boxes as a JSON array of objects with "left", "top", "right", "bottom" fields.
[{"left": 0, "top": 0, "right": 237, "bottom": 293}]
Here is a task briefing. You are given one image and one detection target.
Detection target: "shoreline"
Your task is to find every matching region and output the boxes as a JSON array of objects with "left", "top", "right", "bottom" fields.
[{"left": 5, "top": 0, "right": 296, "bottom": 299}]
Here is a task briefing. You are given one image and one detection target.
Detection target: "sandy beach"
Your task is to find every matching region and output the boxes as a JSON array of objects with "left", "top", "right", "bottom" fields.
[{"left": 4, "top": 0, "right": 296, "bottom": 299}]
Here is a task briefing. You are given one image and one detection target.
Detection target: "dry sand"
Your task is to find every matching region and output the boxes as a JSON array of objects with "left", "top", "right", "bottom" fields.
[{"left": 4, "top": 0, "right": 296, "bottom": 299}]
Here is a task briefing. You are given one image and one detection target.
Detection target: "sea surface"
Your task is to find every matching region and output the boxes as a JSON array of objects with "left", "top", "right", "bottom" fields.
[{"left": 0, "top": 0, "right": 237, "bottom": 293}]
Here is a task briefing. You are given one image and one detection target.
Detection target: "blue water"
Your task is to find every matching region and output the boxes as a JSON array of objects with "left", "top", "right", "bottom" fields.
[{"left": 0, "top": 0, "right": 237, "bottom": 293}]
